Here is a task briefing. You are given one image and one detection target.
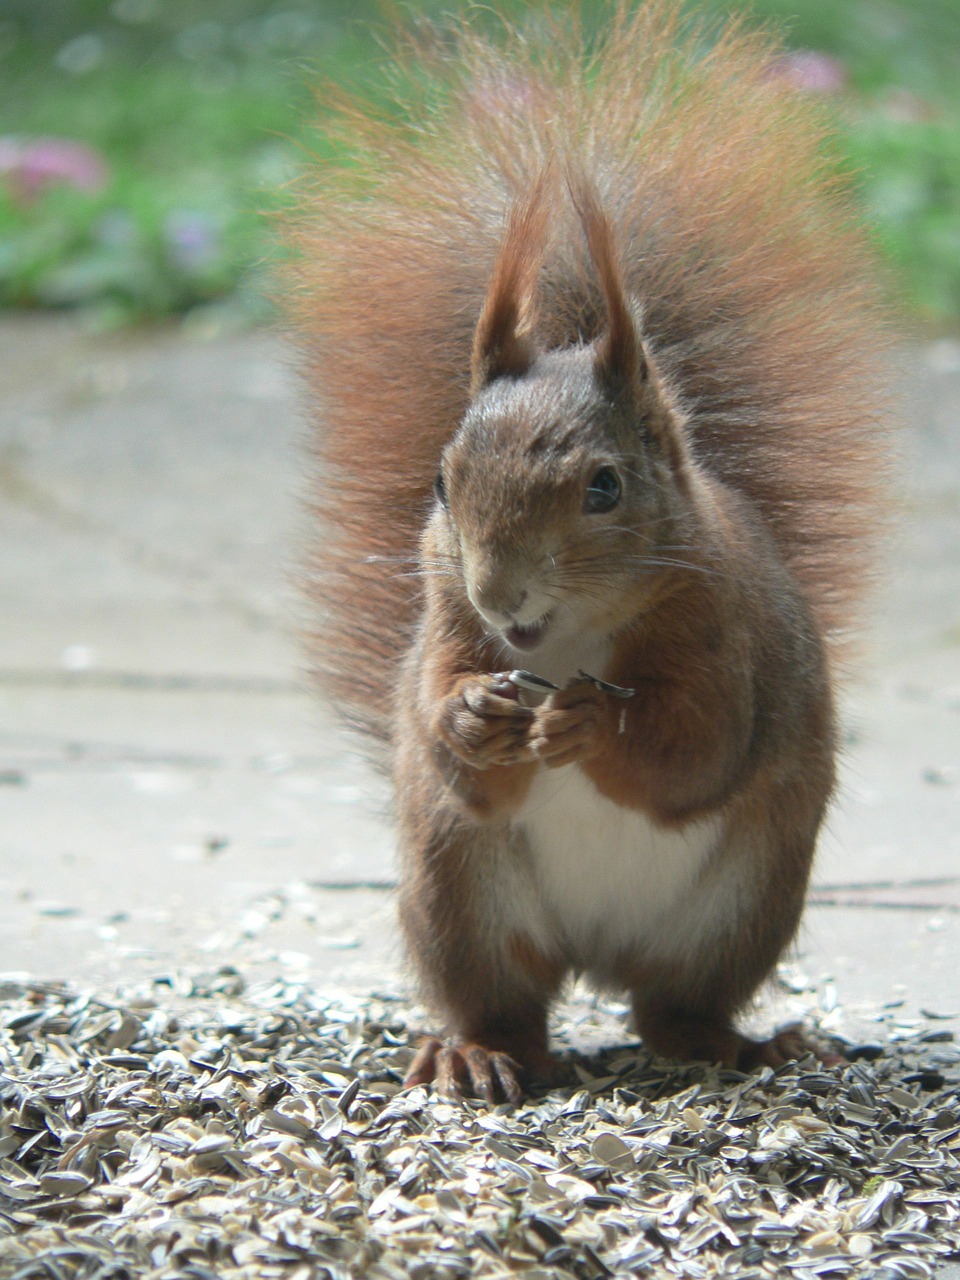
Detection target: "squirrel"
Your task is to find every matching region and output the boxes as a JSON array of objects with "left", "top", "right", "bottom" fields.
[{"left": 287, "top": 1, "right": 890, "bottom": 1102}]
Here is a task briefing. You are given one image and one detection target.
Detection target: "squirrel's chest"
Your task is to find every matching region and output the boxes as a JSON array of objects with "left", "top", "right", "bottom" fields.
[{"left": 513, "top": 765, "right": 723, "bottom": 965}]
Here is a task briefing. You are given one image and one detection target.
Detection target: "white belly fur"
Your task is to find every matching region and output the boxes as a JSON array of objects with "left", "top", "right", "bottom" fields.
[{"left": 515, "top": 764, "right": 724, "bottom": 971}]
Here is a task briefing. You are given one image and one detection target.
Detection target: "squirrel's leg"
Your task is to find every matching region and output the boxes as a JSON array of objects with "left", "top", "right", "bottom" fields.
[
  {"left": 399, "top": 883, "right": 566, "bottom": 1102},
  {"left": 395, "top": 637, "right": 562, "bottom": 1100},
  {"left": 629, "top": 772, "right": 840, "bottom": 1069},
  {"left": 396, "top": 799, "right": 565, "bottom": 1101}
]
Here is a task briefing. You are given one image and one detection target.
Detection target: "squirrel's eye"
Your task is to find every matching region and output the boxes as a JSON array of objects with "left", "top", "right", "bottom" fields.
[
  {"left": 433, "top": 471, "right": 448, "bottom": 509},
  {"left": 584, "top": 467, "right": 621, "bottom": 514}
]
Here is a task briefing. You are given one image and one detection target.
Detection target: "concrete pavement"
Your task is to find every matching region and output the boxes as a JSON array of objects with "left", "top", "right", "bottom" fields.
[{"left": 0, "top": 316, "right": 396, "bottom": 995}]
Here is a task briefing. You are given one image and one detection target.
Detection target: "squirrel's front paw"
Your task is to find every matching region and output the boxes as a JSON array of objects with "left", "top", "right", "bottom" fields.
[
  {"left": 435, "top": 674, "right": 535, "bottom": 769},
  {"left": 530, "top": 682, "right": 608, "bottom": 768}
]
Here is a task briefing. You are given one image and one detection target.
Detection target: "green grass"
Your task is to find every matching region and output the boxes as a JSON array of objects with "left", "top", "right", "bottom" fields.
[{"left": 1, "top": 0, "right": 958, "bottom": 326}]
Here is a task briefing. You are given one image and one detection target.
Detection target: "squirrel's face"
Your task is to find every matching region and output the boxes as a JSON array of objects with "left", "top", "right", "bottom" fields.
[{"left": 432, "top": 350, "right": 688, "bottom": 655}]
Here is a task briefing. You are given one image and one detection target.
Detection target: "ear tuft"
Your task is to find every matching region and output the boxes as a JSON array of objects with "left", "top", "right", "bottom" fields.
[
  {"left": 470, "top": 176, "right": 550, "bottom": 397},
  {"left": 567, "top": 174, "right": 647, "bottom": 390}
]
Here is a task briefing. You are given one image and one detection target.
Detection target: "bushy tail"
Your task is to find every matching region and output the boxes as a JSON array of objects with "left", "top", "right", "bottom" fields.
[{"left": 285, "top": 1, "right": 891, "bottom": 759}]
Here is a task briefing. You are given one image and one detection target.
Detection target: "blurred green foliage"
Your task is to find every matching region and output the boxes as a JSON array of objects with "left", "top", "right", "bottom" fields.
[{"left": 0, "top": 0, "right": 957, "bottom": 327}]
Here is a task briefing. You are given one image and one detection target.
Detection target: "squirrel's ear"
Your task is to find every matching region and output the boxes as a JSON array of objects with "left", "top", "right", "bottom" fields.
[
  {"left": 573, "top": 175, "right": 690, "bottom": 472},
  {"left": 470, "top": 182, "right": 548, "bottom": 397},
  {"left": 568, "top": 175, "right": 648, "bottom": 391}
]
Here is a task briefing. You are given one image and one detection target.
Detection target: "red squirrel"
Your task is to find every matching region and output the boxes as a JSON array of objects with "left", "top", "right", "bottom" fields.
[{"left": 288, "top": 2, "right": 890, "bottom": 1102}]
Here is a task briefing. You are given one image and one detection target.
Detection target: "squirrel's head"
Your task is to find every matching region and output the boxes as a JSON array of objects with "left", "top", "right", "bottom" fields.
[{"left": 431, "top": 178, "right": 695, "bottom": 657}]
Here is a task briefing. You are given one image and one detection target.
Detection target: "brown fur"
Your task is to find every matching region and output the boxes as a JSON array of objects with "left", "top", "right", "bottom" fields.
[{"left": 286, "top": 2, "right": 891, "bottom": 1098}]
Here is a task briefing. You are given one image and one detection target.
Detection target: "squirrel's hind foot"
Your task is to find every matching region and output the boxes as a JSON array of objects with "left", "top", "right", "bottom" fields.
[
  {"left": 404, "top": 1034, "right": 564, "bottom": 1104},
  {"left": 737, "top": 1024, "right": 845, "bottom": 1070},
  {"left": 635, "top": 1005, "right": 844, "bottom": 1071},
  {"left": 404, "top": 1035, "right": 524, "bottom": 1104}
]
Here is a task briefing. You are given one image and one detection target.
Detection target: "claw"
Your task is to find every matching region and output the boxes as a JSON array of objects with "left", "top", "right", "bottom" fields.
[
  {"left": 435, "top": 1044, "right": 468, "bottom": 1097},
  {"left": 405, "top": 1036, "right": 445, "bottom": 1088},
  {"left": 491, "top": 1051, "right": 524, "bottom": 1105}
]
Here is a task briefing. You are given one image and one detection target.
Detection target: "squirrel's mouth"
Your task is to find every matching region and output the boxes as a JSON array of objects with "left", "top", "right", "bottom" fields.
[{"left": 504, "top": 612, "right": 553, "bottom": 652}]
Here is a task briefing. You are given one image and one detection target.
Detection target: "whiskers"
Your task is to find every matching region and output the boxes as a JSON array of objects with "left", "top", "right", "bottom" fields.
[
  {"left": 476, "top": 629, "right": 509, "bottom": 662},
  {"left": 362, "top": 552, "right": 460, "bottom": 582},
  {"left": 629, "top": 553, "right": 716, "bottom": 577},
  {"left": 562, "top": 534, "right": 719, "bottom": 584}
]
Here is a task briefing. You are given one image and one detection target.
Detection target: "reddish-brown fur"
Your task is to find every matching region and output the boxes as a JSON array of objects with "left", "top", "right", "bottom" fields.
[{"left": 287, "top": 2, "right": 889, "bottom": 1100}]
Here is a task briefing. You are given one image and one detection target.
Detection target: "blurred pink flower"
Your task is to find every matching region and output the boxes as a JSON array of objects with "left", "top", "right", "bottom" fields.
[
  {"left": 0, "top": 137, "right": 109, "bottom": 205},
  {"left": 771, "top": 51, "right": 847, "bottom": 95}
]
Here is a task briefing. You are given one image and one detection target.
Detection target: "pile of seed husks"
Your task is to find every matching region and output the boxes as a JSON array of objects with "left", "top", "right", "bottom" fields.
[{"left": 0, "top": 972, "right": 958, "bottom": 1280}]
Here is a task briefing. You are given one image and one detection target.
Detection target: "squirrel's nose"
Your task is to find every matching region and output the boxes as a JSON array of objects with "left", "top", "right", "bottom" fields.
[{"left": 468, "top": 578, "right": 527, "bottom": 625}]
